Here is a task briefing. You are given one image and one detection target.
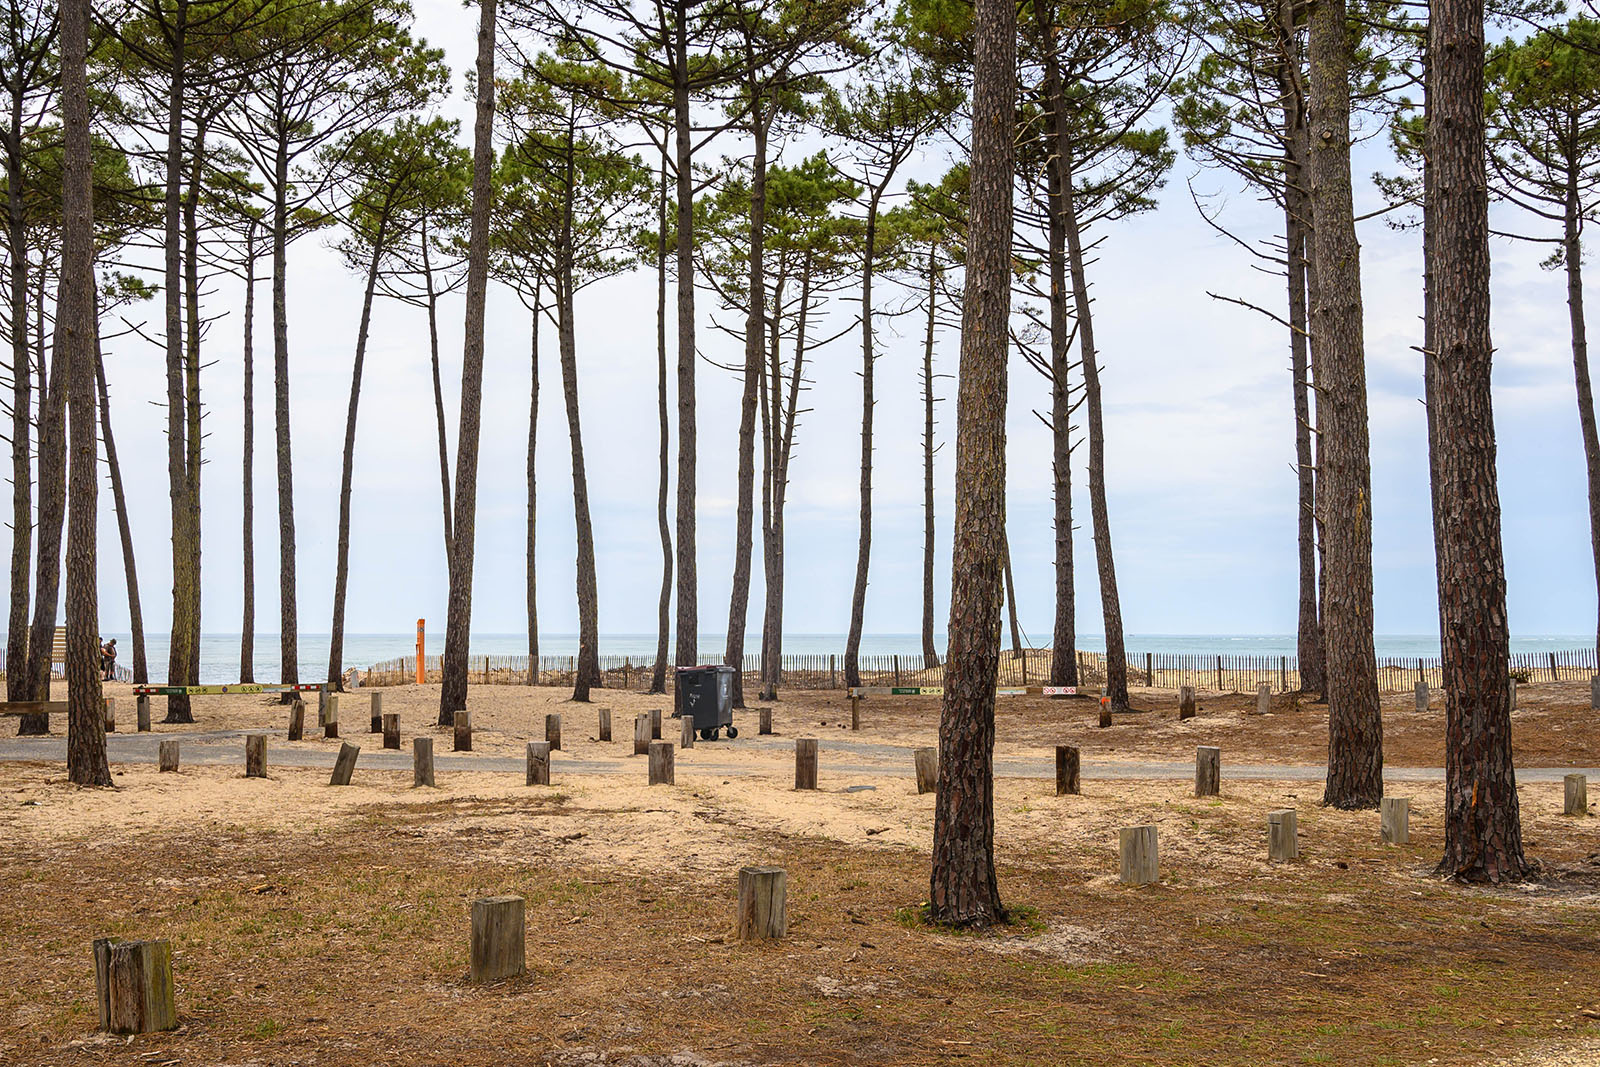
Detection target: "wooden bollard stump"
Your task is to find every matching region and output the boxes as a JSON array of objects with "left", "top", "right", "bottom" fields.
[
  {"left": 913, "top": 747, "right": 938, "bottom": 794},
  {"left": 735, "top": 866, "right": 787, "bottom": 941},
  {"left": 1415, "top": 681, "right": 1429, "bottom": 712},
  {"left": 681, "top": 714, "right": 696, "bottom": 750},
  {"left": 1256, "top": 683, "right": 1271, "bottom": 716},
  {"left": 634, "top": 713, "right": 652, "bottom": 755},
  {"left": 1098, "top": 701, "right": 1112, "bottom": 728},
  {"left": 94, "top": 938, "right": 177, "bottom": 1034},
  {"left": 469, "top": 895, "right": 526, "bottom": 983},
  {"left": 597, "top": 707, "right": 611, "bottom": 742},
  {"left": 795, "top": 738, "right": 818, "bottom": 790},
  {"left": 324, "top": 694, "right": 340, "bottom": 739},
  {"left": 1055, "top": 745, "right": 1081, "bottom": 796},
  {"left": 287, "top": 700, "right": 305, "bottom": 741},
  {"left": 454, "top": 710, "right": 472, "bottom": 752},
  {"left": 545, "top": 713, "right": 561, "bottom": 751},
  {"left": 329, "top": 742, "right": 360, "bottom": 786},
  {"left": 650, "top": 708, "right": 662, "bottom": 739},
  {"left": 245, "top": 734, "right": 267, "bottom": 778},
  {"left": 1267, "top": 808, "right": 1298, "bottom": 861},
  {"left": 1592, "top": 675, "right": 1600, "bottom": 712},
  {"left": 370, "top": 691, "right": 383, "bottom": 733},
  {"left": 1178, "top": 685, "right": 1195, "bottom": 721},
  {"left": 526, "top": 741, "right": 552, "bottom": 785},
  {"left": 1565, "top": 774, "right": 1589, "bottom": 816},
  {"left": 157, "top": 740, "right": 179, "bottom": 773},
  {"left": 850, "top": 694, "right": 860, "bottom": 731},
  {"left": 382, "top": 712, "right": 400, "bottom": 750},
  {"left": 648, "top": 740, "right": 675, "bottom": 785},
  {"left": 758, "top": 707, "right": 773, "bottom": 735},
  {"left": 1381, "top": 796, "right": 1410, "bottom": 843},
  {"left": 104, "top": 697, "right": 115, "bottom": 733},
  {"left": 1118, "top": 825, "right": 1159, "bottom": 885},
  {"left": 136, "top": 695, "right": 151, "bottom": 732},
  {"left": 1195, "top": 746, "right": 1221, "bottom": 797},
  {"left": 413, "top": 737, "right": 435, "bottom": 787}
]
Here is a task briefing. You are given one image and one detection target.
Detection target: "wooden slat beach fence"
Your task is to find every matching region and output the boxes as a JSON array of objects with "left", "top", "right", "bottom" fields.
[{"left": 354, "top": 647, "right": 1598, "bottom": 695}]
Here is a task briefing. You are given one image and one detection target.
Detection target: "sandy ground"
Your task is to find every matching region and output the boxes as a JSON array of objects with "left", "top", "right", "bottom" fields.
[{"left": 6, "top": 680, "right": 1600, "bottom": 1065}]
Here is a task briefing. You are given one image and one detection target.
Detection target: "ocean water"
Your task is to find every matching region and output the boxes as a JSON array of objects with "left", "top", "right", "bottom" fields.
[{"left": 33, "top": 631, "right": 1596, "bottom": 685}]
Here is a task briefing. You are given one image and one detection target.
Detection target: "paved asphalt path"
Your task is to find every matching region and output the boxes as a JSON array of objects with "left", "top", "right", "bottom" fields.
[{"left": 2, "top": 729, "right": 1596, "bottom": 784}]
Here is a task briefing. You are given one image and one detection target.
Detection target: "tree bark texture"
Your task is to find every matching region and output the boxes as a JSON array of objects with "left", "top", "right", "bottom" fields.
[
  {"left": 21, "top": 289, "right": 65, "bottom": 723},
  {"left": 844, "top": 194, "right": 882, "bottom": 690},
  {"left": 1308, "top": 0, "right": 1383, "bottom": 808},
  {"left": 439, "top": 0, "right": 497, "bottom": 724},
  {"left": 240, "top": 221, "right": 256, "bottom": 683},
  {"left": 673, "top": 8, "right": 698, "bottom": 669},
  {"left": 5, "top": 73, "right": 31, "bottom": 703},
  {"left": 929, "top": 0, "right": 1014, "bottom": 927},
  {"left": 526, "top": 303, "right": 540, "bottom": 683},
  {"left": 272, "top": 138, "right": 297, "bottom": 696},
  {"left": 557, "top": 153, "right": 599, "bottom": 701},
  {"left": 1564, "top": 178, "right": 1600, "bottom": 658},
  {"left": 922, "top": 246, "right": 942, "bottom": 671},
  {"left": 651, "top": 142, "right": 672, "bottom": 695},
  {"left": 1428, "top": 0, "right": 1529, "bottom": 880},
  {"left": 423, "top": 226, "right": 453, "bottom": 565},
  {"left": 60, "top": 0, "right": 109, "bottom": 785}
]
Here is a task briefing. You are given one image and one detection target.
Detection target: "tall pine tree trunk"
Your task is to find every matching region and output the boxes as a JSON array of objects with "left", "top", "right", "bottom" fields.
[
  {"left": 559, "top": 274, "right": 599, "bottom": 702},
  {"left": 724, "top": 110, "right": 768, "bottom": 710},
  {"left": 1060, "top": 149, "right": 1129, "bottom": 711},
  {"left": 183, "top": 131, "right": 205, "bottom": 691},
  {"left": 328, "top": 214, "right": 388, "bottom": 689},
  {"left": 21, "top": 300, "right": 65, "bottom": 722},
  {"left": 526, "top": 302, "right": 539, "bottom": 683},
  {"left": 651, "top": 142, "right": 672, "bottom": 694},
  {"left": 1277, "top": 0, "right": 1324, "bottom": 696},
  {"left": 1003, "top": 535, "right": 1022, "bottom": 659},
  {"left": 845, "top": 197, "right": 882, "bottom": 689},
  {"left": 1428, "top": 0, "right": 1528, "bottom": 881},
  {"left": 929, "top": 0, "right": 1014, "bottom": 926},
  {"left": 162, "top": 15, "right": 194, "bottom": 723},
  {"left": 1308, "top": 0, "right": 1382, "bottom": 809},
  {"left": 1041, "top": 28, "right": 1077, "bottom": 687},
  {"left": 673, "top": 6, "right": 698, "bottom": 670},
  {"left": 6, "top": 84, "right": 32, "bottom": 703},
  {"left": 271, "top": 141, "right": 298, "bottom": 696},
  {"left": 59, "top": 0, "right": 108, "bottom": 786},
  {"left": 1563, "top": 174, "right": 1600, "bottom": 658},
  {"left": 423, "top": 225, "right": 453, "bottom": 563},
  {"left": 921, "top": 247, "right": 942, "bottom": 671},
  {"left": 438, "top": 0, "right": 497, "bottom": 724},
  {"left": 96, "top": 334, "right": 146, "bottom": 683},
  {"left": 240, "top": 220, "right": 256, "bottom": 683}
]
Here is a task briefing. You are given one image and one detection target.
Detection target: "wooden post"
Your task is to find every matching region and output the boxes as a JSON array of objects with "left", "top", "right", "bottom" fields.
[
  {"left": 413, "top": 737, "right": 435, "bottom": 787},
  {"left": 734, "top": 866, "right": 787, "bottom": 940},
  {"left": 1510, "top": 677, "right": 1518, "bottom": 710},
  {"left": 681, "top": 714, "right": 695, "bottom": 749},
  {"left": 894, "top": 654, "right": 901, "bottom": 686},
  {"left": 1592, "top": 674, "right": 1600, "bottom": 711},
  {"left": 1195, "top": 746, "right": 1220, "bottom": 797},
  {"left": 329, "top": 742, "right": 359, "bottom": 786},
  {"left": 526, "top": 741, "right": 551, "bottom": 786},
  {"left": 1118, "top": 825, "right": 1159, "bottom": 885},
  {"left": 157, "top": 740, "right": 179, "bottom": 773},
  {"left": 316, "top": 687, "right": 327, "bottom": 728},
  {"left": 597, "top": 707, "right": 612, "bottom": 742},
  {"left": 913, "top": 747, "right": 938, "bottom": 794},
  {"left": 454, "top": 710, "right": 472, "bottom": 752},
  {"left": 1216, "top": 655, "right": 1223, "bottom": 691},
  {"left": 1055, "top": 745, "right": 1080, "bottom": 796},
  {"left": 104, "top": 697, "right": 115, "bottom": 733},
  {"left": 370, "top": 691, "right": 383, "bottom": 733},
  {"left": 1280, "top": 656, "right": 1287, "bottom": 691},
  {"left": 287, "top": 699, "right": 305, "bottom": 741},
  {"left": 382, "top": 713, "right": 400, "bottom": 750},
  {"left": 136, "top": 695, "right": 151, "bottom": 732},
  {"left": 647, "top": 740, "right": 674, "bottom": 785},
  {"left": 1179, "top": 685, "right": 1196, "bottom": 721},
  {"left": 1565, "top": 773, "right": 1589, "bottom": 816},
  {"left": 1415, "top": 681, "right": 1429, "bottom": 712},
  {"left": 1145, "top": 652, "right": 1153, "bottom": 686},
  {"left": 1550, "top": 650, "right": 1560, "bottom": 682},
  {"left": 758, "top": 707, "right": 772, "bottom": 735},
  {"left": 850, "top": 694, "right": 860, "bottom": 731},
  {"left": 469, "top": 896, "right": 526, "bottom": 983},
  {"left": 545, "top": 713, "right": 561, "bottom": 751},
  {"left": 245, "top": 734, "right": 267, "bottom": 778},
  {"left": 1255, "top": 683, "right": 1270, "bottom": 715},
  {"left": 324, "top": 694, "right": 340, "bottom": 739},
  {"left": 1098, "top": 700, "right": 1112, "bottom": 728},
  {"left": 94, "top": 938, "right": 177, "bottom": 1034},
  {"left": 1267, "top": 808, "right": 1298, "bottom": 861},
  {"left": 634, "top": 714, "right": 651, "bottom": 755},
  {"left": 829, "top": 654, "right": 836, "bottom": 688},
  {"left": 795, "top": 738, "right": 818, "bottom": 790},
  {"left": 1380, "top": 796, "right": 1410, "bottom": 843},
  {"left": 650, "top": 708, "right": 662, "bottom": 739}
]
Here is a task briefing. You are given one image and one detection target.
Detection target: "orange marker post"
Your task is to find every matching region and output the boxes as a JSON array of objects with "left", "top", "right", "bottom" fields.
[{"left": 416, "top": 619, "right": 426, "bottom": 685}]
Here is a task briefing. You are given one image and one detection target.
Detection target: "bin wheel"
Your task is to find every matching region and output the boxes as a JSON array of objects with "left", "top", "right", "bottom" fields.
[
  {"left": 726, "top": 725, "right": 738, "bottom": 739},
  {"left": 700, "top": 727, "right": 714, "bottom": 741}
]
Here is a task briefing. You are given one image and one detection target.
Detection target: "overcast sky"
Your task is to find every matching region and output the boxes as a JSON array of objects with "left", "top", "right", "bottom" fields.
[{"left": 8, "top": 1, "right": 1594, "bottom": 646}]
